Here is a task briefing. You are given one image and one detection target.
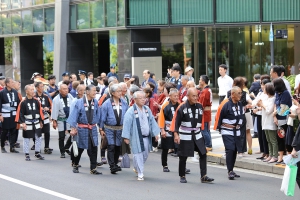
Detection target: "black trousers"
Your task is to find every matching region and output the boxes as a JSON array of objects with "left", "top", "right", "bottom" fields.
[
  {"left": 152, "top": 137, "right": 158, "bottom": 148},
  {"left": 219, "top": 96, "right": 226, "bottom": 104},
  {"left": 179, "top": 141, "right": 207, "bottom": 177},
  {"left": 240, "top": 124, "right": 247, "bottom": 153},
  {"left": 74, "top": 136, "right": 97, "bottom": 170},
  {"left": 225, "top": 148, "right": 237, "bottom": 172},
  {"left": 33, "top": 131, "right": 50, "bottom": 148},
  {"left": 257, "top": 115, "right": 269, "bottom": 154},
  {"left": 107, "top": 145, "right": 120, "bottom": 166},
  {"left": 58, "top": 131, "right": 72, "bottom": 154},
  {"left": 1, "top": 128, "right": 17, "bottom": 148},
  {"left": 101, "top": 149, "right": 106, "bottom": 157},
  {"left": 161, "top": 149, "right": 168, "bottom": 167}
]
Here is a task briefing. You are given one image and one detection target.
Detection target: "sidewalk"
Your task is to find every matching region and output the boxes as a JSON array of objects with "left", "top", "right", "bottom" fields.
[{"left": 205, "top": 138, "right": 285, "bottom": 175}]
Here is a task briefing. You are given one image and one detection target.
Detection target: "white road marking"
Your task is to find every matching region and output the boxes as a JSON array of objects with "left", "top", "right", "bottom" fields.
[{"left": 0, "top": 174, "right": 80, "bottom": 200}]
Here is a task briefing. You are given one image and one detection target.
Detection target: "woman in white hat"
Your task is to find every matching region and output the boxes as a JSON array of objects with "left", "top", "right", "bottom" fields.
[{"left": 185, "top": 66, "right": 194, "bottom": 82}]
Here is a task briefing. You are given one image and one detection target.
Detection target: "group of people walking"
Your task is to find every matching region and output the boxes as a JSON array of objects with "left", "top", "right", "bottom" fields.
[
  {"left": 1, "top": 62, "right": 299, "bottom": 187},
  {"left": 216, "top": 64, "right": 300, "bottom": 186}
]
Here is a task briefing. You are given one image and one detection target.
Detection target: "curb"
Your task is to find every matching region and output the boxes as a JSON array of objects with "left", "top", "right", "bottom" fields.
[{"left": 207, "top": 153, "right": 285, "bottom": 175}]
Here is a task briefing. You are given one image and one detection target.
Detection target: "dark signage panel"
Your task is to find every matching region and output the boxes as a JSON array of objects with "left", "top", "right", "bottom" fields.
[{"left": 132, "top": 42, "right": 162, "bottom": 57}]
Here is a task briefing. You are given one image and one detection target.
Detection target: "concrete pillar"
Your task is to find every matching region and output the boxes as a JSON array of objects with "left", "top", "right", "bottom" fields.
[
  {"left": 294, "top": 25, "right": 300, "bottom": 74},
  {"left": 53, "top": 0, "right": 70, "bottom": 82}
]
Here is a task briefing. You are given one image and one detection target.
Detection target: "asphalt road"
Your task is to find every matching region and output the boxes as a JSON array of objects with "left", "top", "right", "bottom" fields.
[{"left": 0, "top": 132, "right": 299, "bottom": 200}]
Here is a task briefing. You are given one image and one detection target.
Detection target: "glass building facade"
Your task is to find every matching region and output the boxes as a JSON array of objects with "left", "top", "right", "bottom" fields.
[{"left": 0, "top": 0, "right": 298, "bottom": 94}]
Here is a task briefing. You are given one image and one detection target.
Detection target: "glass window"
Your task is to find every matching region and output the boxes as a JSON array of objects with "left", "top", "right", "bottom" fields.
[
  {"left": 106, "top": 0, "right": 117, "bottom": 27},
  {"left": 11, "top": 0, "right": 21, "bottom": 9},
  {"left": 45, "top": 7, "right": 55, "bottom": 31},
  {"left": 70, "top": 5, "right": 76, "bottom": 30},
  {"left": 2, "top": 14, "right": 11, "bottom": 34},
  {"left": 22, "top": 0, "right": 32, "bottom": 7},
  {"left": 77, "top": 3, "right": 90, "bottom": 29},
  {"left": 22, "top": 10, "right": 33, "bottom": 33},
  {"left": 33, "top": 9, "right": 44, "bottom": 32},
  {"left": 33, "top": 0, "right": 44, "bottom": 5},
  {"left": 1, "top": 0, "right": 11, "bottom": 10},
  {"left": 45, "top": 0, "right": 55, "bottom": 3},
  {"left": 117, "top": 0, "right": 125, "bottom": 26},
  {"left": 90, "top": 1, "right": 104, "bottom": 28},
  {"left": 12, "top": 12, "right": 22, "bottom": 34}
]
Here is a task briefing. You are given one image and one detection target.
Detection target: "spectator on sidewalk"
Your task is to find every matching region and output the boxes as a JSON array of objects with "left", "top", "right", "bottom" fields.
[
  {"left": 251, "top": 78, "right": 271, "bottom": 160},
  {"left": 218, "top": 64, "right": 233, "bottom": 104},
  {"left": 169, "top": 63, "right": 183, "bottom": 90},
  {"left": 259, "top": 83, "right": 278, "bottom": 163},
  {"left": 273, "top": 78, "right": 292, "bottom": 163},
  {"left": 249, "top": 74, "right": 261, "bottom": 99}
]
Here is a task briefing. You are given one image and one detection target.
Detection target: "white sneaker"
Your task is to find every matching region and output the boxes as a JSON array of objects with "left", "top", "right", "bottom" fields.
[
  {"left": 137, "top": 177, "right": 144, "bottom": 181},
  {"left": 153, "top": 147, "right": 158, "bottom": 152}
]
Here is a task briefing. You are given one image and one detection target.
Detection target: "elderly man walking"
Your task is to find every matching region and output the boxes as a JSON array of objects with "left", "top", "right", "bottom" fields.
[
  {"left": 170, "top": 88, "right": 214, "bottom": 184},
  {"left": 217, "top": 86, "right": 245, "bottom": 180},
  {"left": 122, "top": 91, "right": 160, "bottom": 181}
]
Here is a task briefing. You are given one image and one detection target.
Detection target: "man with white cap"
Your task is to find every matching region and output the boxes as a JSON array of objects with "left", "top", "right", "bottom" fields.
[{"left": 185, "top": 66, "right": 194, "bottom": 82}]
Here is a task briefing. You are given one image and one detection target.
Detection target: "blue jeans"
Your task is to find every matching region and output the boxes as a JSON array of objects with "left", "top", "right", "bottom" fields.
[{"left": 201, "top": 122, "right": 212, "bottom": 148}]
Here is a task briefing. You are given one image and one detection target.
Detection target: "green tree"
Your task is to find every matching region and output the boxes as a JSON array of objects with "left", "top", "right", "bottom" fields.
[{"left": 43, "top": 46, "right": 53, "bottom": 79}]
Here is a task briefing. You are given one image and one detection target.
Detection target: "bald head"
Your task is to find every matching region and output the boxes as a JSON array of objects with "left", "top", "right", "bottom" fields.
[
  {"left": 186, "top": 81, "right": 195, "bottom": 89},
  {"left": 187, "top": 87, "right": 198, "bottom": 104},
  {"left": 231, "top": 86, "right": 242, "bottom": 102}
]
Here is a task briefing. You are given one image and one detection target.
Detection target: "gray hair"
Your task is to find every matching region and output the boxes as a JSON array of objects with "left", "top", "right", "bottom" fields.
[
  {"left": 169, "top": 88, "right": 179, "bottom": 96},
  {"left": 108, "top": 76, "right": 117, "bottom": 84},
  {"left": 119, "top": 82, "right": 127, "bottom": 88},
  {"left": 24, "top": 84, "right": 33, "bottom": 91},
  {"left": 133, "top": 91, "right": 145, "bottom": 99},
  {"left": 129, "top": 85, "right": 140, "bottom": 94},
  {"left": 86, "top": 84, "right": 95, "bottom": 91},
  {"left": 110, "top": 84, "right": 121, "bottom": 94},
  {"left": 181, "top": 75, "right": 189, "bottom": 81}
]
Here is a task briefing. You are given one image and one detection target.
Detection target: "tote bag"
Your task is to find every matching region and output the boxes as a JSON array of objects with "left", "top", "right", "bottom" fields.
[{"left": 280, "top": 164, "right": 298, "bottom": 196}]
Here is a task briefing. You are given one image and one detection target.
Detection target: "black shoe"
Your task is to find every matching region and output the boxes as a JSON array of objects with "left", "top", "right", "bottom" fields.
[
  {"left": 1, "top": 147, "right": 7, "bottom": 153},
  {"left": 10, "top": 148, "right": 19, "bottom": 153},
  {"left": 163, "top": 167, "right": 170, "bottom": 172},
  {"left": 180, "top": 176, "right": 187, "bottom": 183},
  {"left": 185, "top": 168, "right": 190, "bottom": 174},
  {"left": 233, "top": 171, "right": 240, "bottom": 178},
  {"left": 116, "top": 165, "right": 122, "bottom": 171},
  {"left": 25, "top": 155, "right": 31, "bottom": 161},
  {"left": 14, "top": 143, "right": 20, "bottom": 148},
  {"left": 44, "top": 148, "right": 52, "bottom": 154},
  {"left": 252, "top": 134, "right": 258, "bottom": 138},
  {"left": 60, "top": 153, "right": 65, "bottom": 158},
  {"left": 35, "top": 153, "right": 44, "bottom": 160},
  {"left": 31, "top": 145, "right": 35, "bottom": 150},
  {"left": 97, "top": 162, "right": 103, "bottom": 167},
  {"left": 228, "top": 171, "right": 235, "bottom": 180},
  {"left": 90, "top": 168, "right": 102, "bottom": 175},
  {"left": 71, "top": 163, "right": 81, "bottom": 167},
  {"left": 201, "top": 175, "right": 214, "bottom": 183},
  {"left": 73, "top": 166, "right": 79, "bottom": 173},
  {"left": 110, "top": 166, "right": 119, "bottom": 174},
  {"left": 65, "top": 149, "right": 71, "bottom": 155}
]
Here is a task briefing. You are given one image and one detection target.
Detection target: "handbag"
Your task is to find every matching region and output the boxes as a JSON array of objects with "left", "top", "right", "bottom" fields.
[
  {"left": 277, "top": 126, "right": 285, "bottom": 138},
  {"left": 120, "top": 153, "right": 130, "bottom": 168},
  {"left": 72, "top": 136, "right": 78, "bottom": 157},
  {"left": 101, "top": 136, "right": 108, "bottom": 149},
  {"left": 280, "top": 163, "right": 298, "bottom": 196}
]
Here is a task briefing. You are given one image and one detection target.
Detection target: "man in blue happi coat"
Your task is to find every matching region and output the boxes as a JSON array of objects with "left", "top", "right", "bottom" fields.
[
  {"left": 99, "top": 84, "right": 128, "bottom": 174},
  {"left": 122, "top": 91, "right": 160, "bottom": 181},
  {"left": 67, "top": 85, "right": 102, "bottom": 175}
]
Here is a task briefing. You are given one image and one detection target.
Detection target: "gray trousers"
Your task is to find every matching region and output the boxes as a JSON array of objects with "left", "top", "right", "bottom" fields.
[
  {"left": 133, "top": 138, "right": 149, "bottom": 178},
  {"left": 23, "top": 134, "right": 42, "bottom": 154}
]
